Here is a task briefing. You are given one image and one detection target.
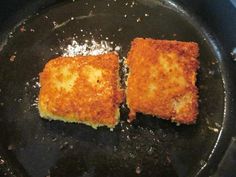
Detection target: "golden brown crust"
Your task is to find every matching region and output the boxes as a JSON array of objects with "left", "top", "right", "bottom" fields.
[
  {"left": 38, "top": 53, "right": 124, "bottom": 128},
  {"left": 126, "top": 38, "right": 199, "bottom": 124}
]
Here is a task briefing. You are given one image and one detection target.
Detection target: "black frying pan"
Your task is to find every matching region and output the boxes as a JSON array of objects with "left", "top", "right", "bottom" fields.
[{"left": 0, "top": 0, "right": 236, "bottom": 177}]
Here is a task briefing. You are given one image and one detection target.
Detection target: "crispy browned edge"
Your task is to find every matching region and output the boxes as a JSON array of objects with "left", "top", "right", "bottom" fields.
[
  {"left": 126, "top": 38, "right": 200, "bottom": 124},
  {"left": 38, "top": 53, "right": 124, "bottom": 129}
]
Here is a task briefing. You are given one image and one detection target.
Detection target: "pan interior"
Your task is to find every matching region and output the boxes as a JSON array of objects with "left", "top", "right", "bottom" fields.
[{"left": 0, "top": 0, "right": 225, "bottom": 177}]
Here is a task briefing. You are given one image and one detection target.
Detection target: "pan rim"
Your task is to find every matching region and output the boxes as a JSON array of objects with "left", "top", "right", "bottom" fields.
[
  {"left": 164, "top": 1, "right": 236, "bottom": 177},
  {"left": 0, "top": 0, "right": 235, "bottom": 177}
]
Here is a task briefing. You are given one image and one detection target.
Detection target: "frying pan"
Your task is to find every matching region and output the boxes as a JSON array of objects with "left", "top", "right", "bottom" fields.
[{"left": 0, "top": 0, "right": 236, "bottom": 177}]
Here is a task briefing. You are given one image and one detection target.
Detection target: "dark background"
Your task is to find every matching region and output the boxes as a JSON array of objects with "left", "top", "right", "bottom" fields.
[
  {"left": 0, "top": 0, "right": 236, "bottom": 61},
  {"left": 0, "top": 0, "right": 236, "bottom": 177}
]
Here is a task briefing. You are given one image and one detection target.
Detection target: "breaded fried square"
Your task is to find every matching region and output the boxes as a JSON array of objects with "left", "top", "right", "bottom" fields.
[
  {"left": 126, "top": 38, "right": 199, "bottom": 124},
  {"left": 38, "top": 53, "right": 123, "bottom": 129}
]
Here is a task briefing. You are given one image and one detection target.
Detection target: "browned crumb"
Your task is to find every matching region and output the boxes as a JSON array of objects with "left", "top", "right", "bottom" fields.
[
  {"left": 9, "top": 55, "right": 16, "bottom": 62},
  {"left": 126, "top": 38, "right": 199, "bottom": 124},
  {"left": 38, "top": 53, "right": 124, "bottom": 129}
]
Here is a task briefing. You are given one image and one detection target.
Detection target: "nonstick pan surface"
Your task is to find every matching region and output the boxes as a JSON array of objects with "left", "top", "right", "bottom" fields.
[{"left": 0, "top": 0, "right": 230, "bottom": 177}]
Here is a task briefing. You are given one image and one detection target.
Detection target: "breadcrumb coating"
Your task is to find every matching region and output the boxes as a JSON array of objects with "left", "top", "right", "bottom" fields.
[
  {"left": 126, "top": 38, "right": 199, "bottom": 124},
  {"left": 38, "top": 53, "right": 123, "bottom": 129}
]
